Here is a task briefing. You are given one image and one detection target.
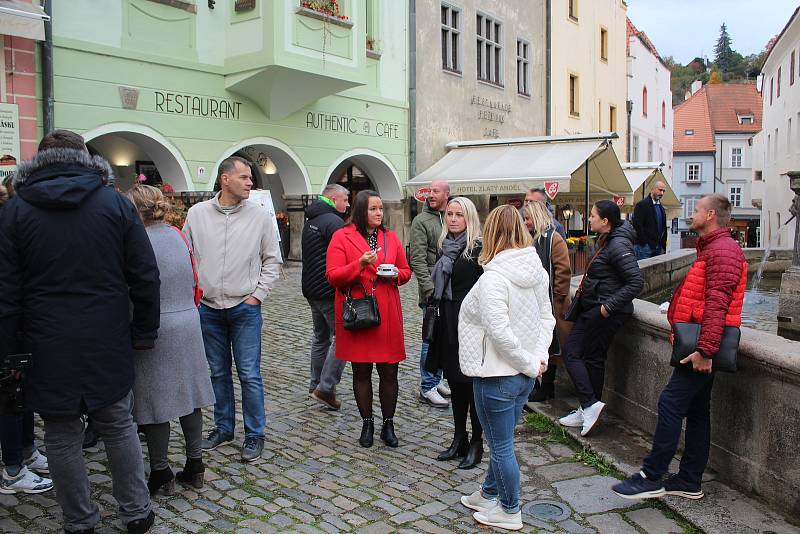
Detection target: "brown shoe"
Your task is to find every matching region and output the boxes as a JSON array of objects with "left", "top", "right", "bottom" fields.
[{"left": 311, "top": 388, "right": 341, "bottom": 411}]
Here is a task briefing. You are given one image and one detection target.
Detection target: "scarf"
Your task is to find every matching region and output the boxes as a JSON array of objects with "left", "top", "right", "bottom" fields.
[{"left": 431, "top": 232, "right": 467, "bottom": 302}]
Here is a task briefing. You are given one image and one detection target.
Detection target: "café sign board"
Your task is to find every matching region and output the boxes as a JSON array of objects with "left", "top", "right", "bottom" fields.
[{"left": 0, "top": 104, "right": 20, "bottom": 184}]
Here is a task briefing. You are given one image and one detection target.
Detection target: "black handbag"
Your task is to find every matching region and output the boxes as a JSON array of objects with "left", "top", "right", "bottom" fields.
[
  {"left": 422, "top": 303, "right": 438, "bottom": 343},
  {"left": 670, "top": 322, "right": 740, "bottom": 373},
  {"left": 342, "top": 282, "right": 381, "bottom": 331}
]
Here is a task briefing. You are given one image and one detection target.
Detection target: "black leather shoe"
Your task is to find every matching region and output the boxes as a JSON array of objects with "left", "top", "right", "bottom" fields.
[
  {"left": 65, "top": 529, "right": 94, "bottom": 534},
  {"left": 380, "top": 418, "right": 398, "bottom": 448},
  {"left": 457, "top": 439, "right": 483, "bottom": 469},
  {"left": 529, "top": 382, "right": 555, "bottom": 402},
  {"left": 147, "top": 467, "right": 175, "bottom": 497},
  {"left": 437, "top": 434, "right": 468, "bottom": 461},
  {"left": 176, "top": 457, "right": 205, "bottom": 489},
  {"left": 127, "top": 510, "right": 155, "bottom": 534},
  {"left": 359, "top": 417, "right": 374, "bottom": 448}
]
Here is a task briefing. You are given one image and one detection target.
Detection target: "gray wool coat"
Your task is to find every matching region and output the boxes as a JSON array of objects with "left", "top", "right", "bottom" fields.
[{"left": 133, "top": 223, "right": 215, "bottom": 425}]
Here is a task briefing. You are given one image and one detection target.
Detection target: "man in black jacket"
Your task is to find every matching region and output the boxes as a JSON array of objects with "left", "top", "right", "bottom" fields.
[
  {"left": 632, "top": 181, "right": 668, "bottom": 260},
  {"left": 0, "top": 130, "right": 160, "bottom": 534},
  {"left": 302, "top": 184, "right": 350, "bottom": 410}
]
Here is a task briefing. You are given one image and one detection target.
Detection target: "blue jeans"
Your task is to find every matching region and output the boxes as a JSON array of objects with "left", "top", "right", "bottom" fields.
[
  {"left": 200, "top": 302, "right": 266, "bottom": 439},
  {"left": 0, "top": 412, "right": 35, "bottom": 467},
  {"left": 634, "top": 243, "right": 663, "bottom": 260},
  {"left": 642, "top": 368, "right": 714, "bottom": 486},
  {"left": 419, "top": 342, "right": 442, "bottom": 392},
  {"left": 474, "top": 374, "right": 535, "bottom": 513}
]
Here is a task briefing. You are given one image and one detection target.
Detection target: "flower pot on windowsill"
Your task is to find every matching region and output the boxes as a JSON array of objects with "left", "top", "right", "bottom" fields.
[{"left": 296, "top": 4, "right": 353, "bottom": 28}]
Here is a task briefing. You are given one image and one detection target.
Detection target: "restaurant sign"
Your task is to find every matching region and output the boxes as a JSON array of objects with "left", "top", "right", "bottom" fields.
[{"left": 0, "top": 103, "right": 20, "bottom": 183}]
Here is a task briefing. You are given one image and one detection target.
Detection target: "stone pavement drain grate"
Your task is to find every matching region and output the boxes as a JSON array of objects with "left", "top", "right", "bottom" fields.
[{"left": 522, "top": 500, "right": 571, "bottom": 522}]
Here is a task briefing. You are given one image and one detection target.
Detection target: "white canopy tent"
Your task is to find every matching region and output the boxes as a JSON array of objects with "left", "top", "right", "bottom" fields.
[
  {"left": 407, "top": 133, "right": 631, "bottom": 235},
  {"left": 622, "top": 162, "right": 681, "bottom": 212}
]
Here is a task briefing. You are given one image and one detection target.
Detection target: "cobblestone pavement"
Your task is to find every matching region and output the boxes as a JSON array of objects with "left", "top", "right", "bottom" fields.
[{"left": 1, "top": 264, "right": 691, "bottom": 533}]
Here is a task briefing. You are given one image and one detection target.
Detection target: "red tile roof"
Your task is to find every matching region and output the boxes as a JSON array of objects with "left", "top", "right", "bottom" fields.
[
  {"left": 673, "top": 83, "right": 763, "bottom": 153},
  {"left": 626, "top": 18, "right": 669, "bottom": 69},
  {"left": 674, "top": 87, "right": 715, "bottom": 153}
]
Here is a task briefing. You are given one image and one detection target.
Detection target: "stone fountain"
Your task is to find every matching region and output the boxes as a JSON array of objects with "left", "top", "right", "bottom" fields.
[{"left": 777, "top": 170, "right": 800, "bottom": 341}]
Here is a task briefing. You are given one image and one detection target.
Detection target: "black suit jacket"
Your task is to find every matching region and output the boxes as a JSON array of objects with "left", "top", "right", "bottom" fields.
[{"left": 632, "top": 196, "right": 667, "bottom": 250}]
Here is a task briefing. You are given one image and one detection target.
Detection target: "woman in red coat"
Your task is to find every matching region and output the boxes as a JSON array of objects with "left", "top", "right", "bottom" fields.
[{"left": 326, "top": 190, "right": 412, "bottom": 448}]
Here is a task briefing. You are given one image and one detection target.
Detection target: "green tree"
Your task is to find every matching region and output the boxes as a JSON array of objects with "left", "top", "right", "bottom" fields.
[
  {"left": 709, "top": 69, "right": 723, "bottom": 84},
  {"left": 714, "top": 23, "right": 734, "bottom": 72}
]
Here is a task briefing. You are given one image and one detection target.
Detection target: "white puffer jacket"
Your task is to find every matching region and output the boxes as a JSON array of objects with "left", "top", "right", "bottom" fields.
[{"left": 458, "top": 247, "right": 555, "bottom": 378}]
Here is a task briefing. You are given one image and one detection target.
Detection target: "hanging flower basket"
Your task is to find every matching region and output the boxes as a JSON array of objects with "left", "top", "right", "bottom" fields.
[{"left": 300, "top": 0, "right": 348, "bottom": 21}]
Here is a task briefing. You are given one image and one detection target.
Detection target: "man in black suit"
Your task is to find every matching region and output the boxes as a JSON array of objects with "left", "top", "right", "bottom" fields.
[{"left": 632, "top": 181, "right": 668, "bottom": 260}]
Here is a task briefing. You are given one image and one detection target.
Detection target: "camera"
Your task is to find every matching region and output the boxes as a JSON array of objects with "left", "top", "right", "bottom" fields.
[{"left": 0, "top": 353, "right": 31, "bottom": 414}]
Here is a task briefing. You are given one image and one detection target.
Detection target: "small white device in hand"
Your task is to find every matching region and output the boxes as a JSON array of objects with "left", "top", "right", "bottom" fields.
[{"left": 377, "top": 263, "right": 397, "bottom": 277}]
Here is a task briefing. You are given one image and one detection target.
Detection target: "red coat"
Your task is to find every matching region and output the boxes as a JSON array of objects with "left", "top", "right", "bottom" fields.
[
  {"left": 326, "top": 225, "right": 412, "bottom": 363},
  {"left": 668, "top": 228, "right": 747, "bottom": 358}
]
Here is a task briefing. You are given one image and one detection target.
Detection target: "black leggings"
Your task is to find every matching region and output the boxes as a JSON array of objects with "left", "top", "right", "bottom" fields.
[
  {"left": 351, "top": 362, "right": 399, "bottom": 420},
  {"left": 450, "top": 381, "right": 482, "bottom": 442}
]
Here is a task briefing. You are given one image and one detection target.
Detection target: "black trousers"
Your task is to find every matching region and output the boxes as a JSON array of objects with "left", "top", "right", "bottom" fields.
[
  {"left": 642, "top": 368, "right": 714, "bottom": 486},
  {"left": 563, "top": 305, "right": 628, "bottom": 409}
]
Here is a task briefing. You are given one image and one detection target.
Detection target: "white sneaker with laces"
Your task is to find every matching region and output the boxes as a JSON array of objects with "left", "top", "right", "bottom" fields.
[
  {"left": 558, "top": 408, "right": 584, "bottom": 427},
  {"left": 24, "top": 450, "right": 49, "bottom": 475},
  {"left": 420, "top": 388, "right": 449, "bottom": 408},
  {"left": 581, "top": 401, "right": 606, "bottom": 436},
  {"left": 473, "top": 502, "right": 523, "bottom": 531},
  {"left": 436, "top": 382, "right": 451, "bottom": 397},
  {"left": 460, "top": 489, "right": 497, "bottom": 512},
  {"left": 0, "top": 466, "right": 54, "bottom": 494}
]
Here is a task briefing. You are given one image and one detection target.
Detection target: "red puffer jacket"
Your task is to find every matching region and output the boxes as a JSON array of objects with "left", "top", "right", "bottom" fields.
[{"left": 667, "top": 227, "right": 747, "bottom": 358}]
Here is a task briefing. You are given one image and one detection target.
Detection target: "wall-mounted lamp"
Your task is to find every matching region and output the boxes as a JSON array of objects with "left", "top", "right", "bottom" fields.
[
  {"left": 562, "top": 204, "right": 573, "bottom": 220},
  {"left": 256, "top": 152, "right": 277, "bottom": 175}
]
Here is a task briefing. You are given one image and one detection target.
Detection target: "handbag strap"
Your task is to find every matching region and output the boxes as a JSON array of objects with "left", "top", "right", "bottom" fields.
[
  {"left": 575, "top": 242, "right": 606, "bottom": 293},
  {"left": 172, "top": 226, "right": 199, "bottom": 293}
]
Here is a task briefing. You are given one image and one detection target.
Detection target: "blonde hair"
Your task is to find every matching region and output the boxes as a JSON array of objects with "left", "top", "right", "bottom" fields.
[
  {"left": 438, "top": 197, "right": 481, "bottom": 258},
  {"left": 125, "top": 184, "right": 170, "bottom": 222},
  {"left": 522, "top": 201, "right": 553, "bottom": 242},
  {"left": 479, "top": 205, "right": 532, "bottom": 265}
]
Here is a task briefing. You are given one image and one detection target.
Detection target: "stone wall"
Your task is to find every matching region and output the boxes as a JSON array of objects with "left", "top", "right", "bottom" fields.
[{"left": 562, "top": 248, "right": 800, "bottom": 520}]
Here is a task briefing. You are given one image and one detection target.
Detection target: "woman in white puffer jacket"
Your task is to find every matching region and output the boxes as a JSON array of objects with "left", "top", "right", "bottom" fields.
[{"left": 457, "top": 205, "right": 555, "bottom": 531}]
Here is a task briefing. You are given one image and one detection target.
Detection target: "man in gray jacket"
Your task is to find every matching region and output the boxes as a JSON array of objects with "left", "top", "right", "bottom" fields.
[{"left": 183, "top": 156, "right": 282, "bottom": 462}]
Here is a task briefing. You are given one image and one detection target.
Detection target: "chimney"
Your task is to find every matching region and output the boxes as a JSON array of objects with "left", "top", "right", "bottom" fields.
[
  {"left": 691, "top": 80, "right": 702, "bottom": 95},
  {"left": 756, "top": 74, "right": 764, "bottom": 93},
  {"left": 685, "top": 91, "right": 691, "bottom": 101}
]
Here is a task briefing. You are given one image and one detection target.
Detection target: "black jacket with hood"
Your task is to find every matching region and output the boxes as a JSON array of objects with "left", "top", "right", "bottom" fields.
[
  {"left": 0, "top": 148, "right": 160, "bottom": 417},
  {"left": 301, "top": 198, "right": 344, "bottom": 300},
  {"left": 580, "top": 221, "right": 643, "bottom": 315}
]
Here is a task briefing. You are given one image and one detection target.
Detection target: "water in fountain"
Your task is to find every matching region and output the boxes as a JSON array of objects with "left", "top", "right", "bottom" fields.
[{"left": 752, "top": 215, "right": 796, "bottom": 291}]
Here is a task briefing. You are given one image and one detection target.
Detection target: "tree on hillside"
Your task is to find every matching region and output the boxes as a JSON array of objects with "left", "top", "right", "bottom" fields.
[{"left": 714, "top": 23, "right": 734, "bottom": 72}]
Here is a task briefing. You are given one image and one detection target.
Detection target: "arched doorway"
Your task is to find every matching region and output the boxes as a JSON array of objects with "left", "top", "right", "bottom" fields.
[{"left": 82, "top": 124, "right": 192, "bottom": 191}]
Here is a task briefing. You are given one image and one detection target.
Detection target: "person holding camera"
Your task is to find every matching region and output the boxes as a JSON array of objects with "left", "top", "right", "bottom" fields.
[{"left": 325, "top": 190, "right": 411, "bottom": 448}]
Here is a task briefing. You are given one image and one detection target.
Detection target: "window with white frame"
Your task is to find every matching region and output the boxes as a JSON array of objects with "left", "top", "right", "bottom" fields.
[
  {"left": 685, "top": 196, "right": 700, "bottom": 219},
  {"left": 632, "top": 134, "right": 639, "bottom": 161},
  {"left": 516, "top": 39, "right": 530, "bottom": 95},
  {"left": 477, "top": 13, "right": 502, "bottom": 86},
  {"left": 686, "top": 162, "right": 701, "bottom": 182},
  {"left": 647, "top": 139, "right": 653, "bottom": 161},
  {"left": 441, "top": 4, "right": 461, "bottom": 73},
  {"left": 729, "top": 186, "right": 742, "bottom": 208},
  {"left": 731, "top": 147, "right": 742, "bottom": 168}
]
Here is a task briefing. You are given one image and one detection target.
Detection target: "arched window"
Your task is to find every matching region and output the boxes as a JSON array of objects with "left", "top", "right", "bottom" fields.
[
  {"left": 662, "top": 101, "right": 666, "bottom": 128},
  {"left": 642, "top": 86, "right": 648, "bottom": 117}
]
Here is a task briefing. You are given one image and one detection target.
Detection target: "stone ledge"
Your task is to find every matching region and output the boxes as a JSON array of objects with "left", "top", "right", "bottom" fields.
[{"left": 295, "top": 6, "right": 354, "bottom": 28}]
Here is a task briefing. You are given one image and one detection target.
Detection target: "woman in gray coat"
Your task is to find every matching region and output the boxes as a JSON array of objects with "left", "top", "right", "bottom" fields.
[{"left": 125, "top": 185, "right": 215, "bottom": 496}]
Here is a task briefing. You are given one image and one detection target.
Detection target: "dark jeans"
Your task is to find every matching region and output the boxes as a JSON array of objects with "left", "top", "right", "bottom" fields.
[
  {"left": 642, "top": 368, "right": 715, "bottom": 486},
  {"left": 634, "top": 243, "right": 664, "bottom": 260},
  {"left": 0, "top": 412, "right": 35, "bottom": 467},
  {"left": 563, "top": 305, "right": 628, "bottom": 409},
  {"left": 42, "top": 391, "right": 150, "bottom": 532},
  {"left": 200, "top": 301, "right": 266, "bottom": 439},
  {"left": 307, "top": 299, "right": 346, "bottom": 395}
]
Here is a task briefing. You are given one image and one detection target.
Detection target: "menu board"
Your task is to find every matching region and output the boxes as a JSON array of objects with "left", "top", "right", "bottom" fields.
[
  {"left": 0, "top": 103, "right": 20, "bottom": 184},
  {"left": 247, "top": 189, "right": 281, "bottom": 242}
]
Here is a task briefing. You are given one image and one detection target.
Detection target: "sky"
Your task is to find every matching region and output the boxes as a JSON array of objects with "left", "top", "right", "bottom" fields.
[{"left": 626, "top": 1, "right": 799, "bottom": 64}]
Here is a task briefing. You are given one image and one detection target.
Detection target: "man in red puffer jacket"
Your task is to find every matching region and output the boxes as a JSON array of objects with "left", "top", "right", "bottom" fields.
[{"left": 613, "top": 193, "right": 746, "bottom": 501}]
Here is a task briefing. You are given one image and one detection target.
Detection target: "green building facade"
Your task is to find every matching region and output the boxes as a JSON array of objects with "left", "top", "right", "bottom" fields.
[{"left": 51, "top": 0, "right": 409, "bottom": 256}]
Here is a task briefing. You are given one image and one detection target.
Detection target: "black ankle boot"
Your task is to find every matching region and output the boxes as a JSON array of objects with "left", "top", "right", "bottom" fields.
[
  {"left": 176, "top": 457, "right": 205, "bottom": 489},
  {"left": 126, "top": 510, "right": 155, "bottom": 534},
  {"left": 529, "top": 381, "right": 555, "bottom": 402},
  {"left": 380, "top": 418, "right": 398, "bottom": 448},
  {"left": 359, "top": 417, "right": 374, "bottom": 448},
  {"left": 457, "top": 439, "right": 483, "bottom": 469},
  {"left": 147, "top": 467, "right": 175, "bottom": 496},
  {"left": 437, "top": 433, "right": 468, "bottom": 461}
]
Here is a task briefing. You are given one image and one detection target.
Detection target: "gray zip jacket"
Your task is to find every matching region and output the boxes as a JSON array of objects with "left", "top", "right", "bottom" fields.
[{"left": 183, "top": 193, "right": 282, "bottom": 309}]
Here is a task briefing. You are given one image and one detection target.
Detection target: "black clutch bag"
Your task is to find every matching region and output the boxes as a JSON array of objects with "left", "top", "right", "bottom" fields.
[
  {"left": 422, "top": 303, "right": 438, "bottom": 343},
  {"left": 342, "top": 282, "right": 381, "bottom": 331},
  {"left": 670, "top": 322, "right": 740, "bottom": 373},
  {"left": 564, "top": 290, "right": 582, "bottom": 322}
]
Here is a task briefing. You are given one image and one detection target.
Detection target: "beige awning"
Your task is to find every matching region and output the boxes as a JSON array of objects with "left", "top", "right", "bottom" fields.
[
  {"left": 622, "top": 163, "right": 681, "bottom": 210},
  {"left": 407, "top": 134, "right": 630, "bottom": 198},
  {"left": 0, "top": 0, "right": 49, "bottom": 41}
]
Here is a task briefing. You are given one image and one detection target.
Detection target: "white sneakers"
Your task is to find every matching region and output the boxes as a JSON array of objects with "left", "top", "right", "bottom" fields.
[
  {"left": 580, "top": 401, "right": 605, "bottom": 436},
  {"left": 0, "top": 466, "right": 54, "bottom": 494},
  {"left": 558, "top": 408, "right": 584, "bottom": 427},
  {"left": 558, "top": 401, "right": 606, "bottom": 436},
  {"left": 436, "top": 382, "right": 451, "bottom": 397},
  {"left": 24, "top": 450, "right": 50, "bottom": 475},
  {"left": 461, "top": 490, "right": 523, "bottom": 531},
  {"left": 420, "top": 387, "right": 449, "bottom": 408}
]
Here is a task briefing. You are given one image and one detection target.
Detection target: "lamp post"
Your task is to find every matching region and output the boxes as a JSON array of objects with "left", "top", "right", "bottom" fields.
[
  {"left": 562, "top": 204, "right": 573, "bottom": 234},
  {"left": 778, "top": 171, "right": 800, "bottom": 341}
]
